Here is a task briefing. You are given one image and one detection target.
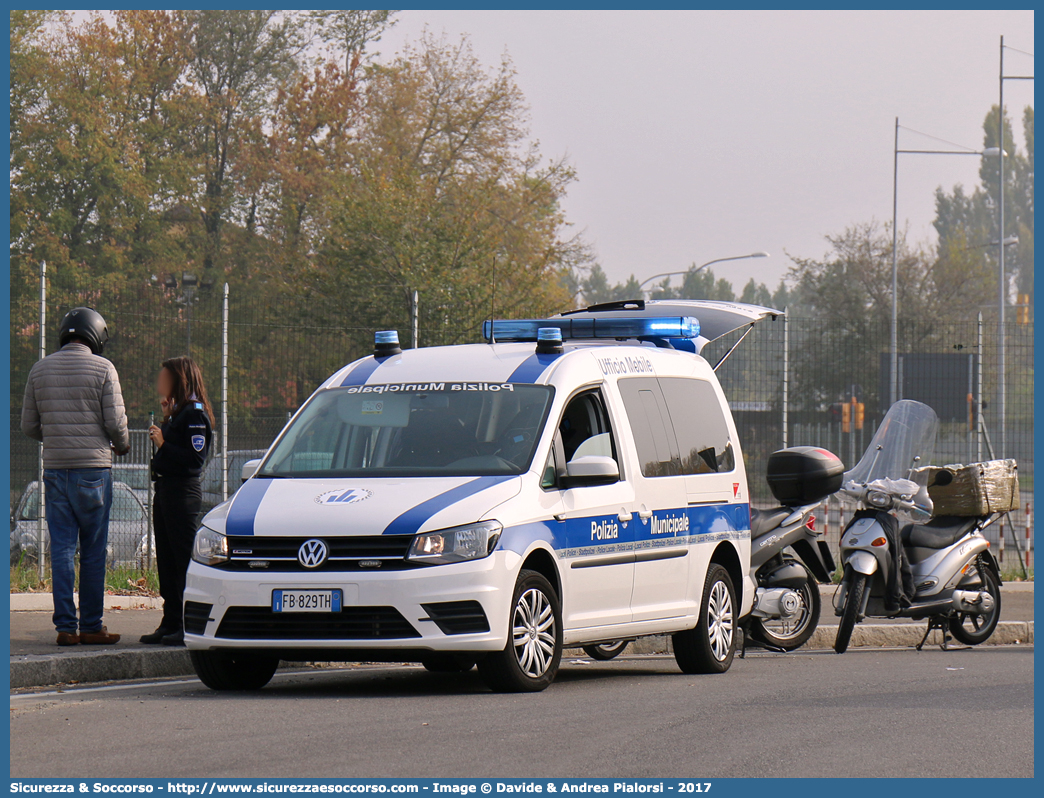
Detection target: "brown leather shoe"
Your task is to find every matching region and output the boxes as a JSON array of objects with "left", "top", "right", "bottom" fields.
[
  {"left": 79, "top": 626, "right": 120, "bottom": 645},
  {"left": 56, "top": 632, "right": 80, "bottom": 646}
]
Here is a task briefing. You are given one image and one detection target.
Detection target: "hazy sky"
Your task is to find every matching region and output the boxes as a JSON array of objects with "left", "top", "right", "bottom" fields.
[{"left": 379, "top": 10, "right": 1034, "bottom": 293}]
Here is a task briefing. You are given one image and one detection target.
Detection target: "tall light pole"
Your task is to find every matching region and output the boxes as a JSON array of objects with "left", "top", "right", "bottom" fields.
[
  {"left": 889, "top": 118, "right": 1003, "bottom": 407},
  {"left": 638, "top": 251, "right": 769, "bottom": 297},
  {"left": 998, "top": 35, "right": 1033, "bottom": 459}
]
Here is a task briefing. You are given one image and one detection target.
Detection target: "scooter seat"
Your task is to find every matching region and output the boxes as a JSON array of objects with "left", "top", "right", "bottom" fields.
[
  {"left": 901, "top": 516, "right": 983, "bottom": 549},
  {"left": 750, "top": 506, "right": 792, "bottom": 537}
]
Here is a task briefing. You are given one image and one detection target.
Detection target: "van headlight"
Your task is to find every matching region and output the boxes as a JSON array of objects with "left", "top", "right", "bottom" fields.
[
  {"left": 192, "top": 526, "right": 229, "bottom": 566},
  {"left": 407, "top": 521, "right": 503, "bottom": 566}
]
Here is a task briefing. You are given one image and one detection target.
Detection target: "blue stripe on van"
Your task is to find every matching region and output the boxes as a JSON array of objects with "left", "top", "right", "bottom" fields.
[
  {"left": 382, "top": 476, "right": 516, "bottom": 536},
  {"left": 507, "top": 352, "right": 561, "bottom": 383},
  {"left": 339, "top": 357, "right": 384, "bottom": 387},
  {"left": 499, "top": 502, "right": 751, "bottom": 556},
  {"left": 224, "top": 478, "right": 274, "bottom": 537}
]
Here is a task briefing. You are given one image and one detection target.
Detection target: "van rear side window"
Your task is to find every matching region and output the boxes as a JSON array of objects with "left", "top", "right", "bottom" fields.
[
  {"left": 658, "top": 377, "right": 735, "bottom": 474},
  {"left": 617, "top": 378, "right": 680, "bottom": 478}
]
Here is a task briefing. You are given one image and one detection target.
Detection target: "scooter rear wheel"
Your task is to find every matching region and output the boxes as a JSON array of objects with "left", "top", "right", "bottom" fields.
[
  {"left": 948, "top": 565, "right": 1002, "bottom": 645},
  {"left": 750, "top": 563, "right": 821, "bottom": 651},
  {"left": 834, "top": 570, "right": 867, "bottom": 654}
]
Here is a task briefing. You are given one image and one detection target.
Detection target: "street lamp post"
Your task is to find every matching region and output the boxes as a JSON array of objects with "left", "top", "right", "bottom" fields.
[
  {"left": 637, "top": 252, "right": 769, "bottom": 297},
  {"left": 998, "top": 35, "right": 1034, "bottom": 459},
  {"left": 888, "top": 117, "right": 1003, "bottom": 408}
]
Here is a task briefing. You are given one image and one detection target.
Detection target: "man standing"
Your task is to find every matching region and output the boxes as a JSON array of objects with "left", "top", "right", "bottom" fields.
[{"left": 21, "top": 307, "right": 131, "bottom": 645}]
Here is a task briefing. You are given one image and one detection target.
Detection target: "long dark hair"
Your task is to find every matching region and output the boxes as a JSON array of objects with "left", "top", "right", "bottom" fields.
[{"left": 162, "top": 356, "right": 215, "bottom": 425}]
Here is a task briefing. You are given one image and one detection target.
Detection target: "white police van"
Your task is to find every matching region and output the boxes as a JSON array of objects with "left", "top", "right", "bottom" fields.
[{"left": 184, "top": 300, "right": 779, "bottom": 692}]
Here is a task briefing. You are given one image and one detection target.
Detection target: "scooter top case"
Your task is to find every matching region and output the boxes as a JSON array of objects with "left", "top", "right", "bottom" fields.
[{"left": 766, "top": 446, "right": 844, "bottom": 506}]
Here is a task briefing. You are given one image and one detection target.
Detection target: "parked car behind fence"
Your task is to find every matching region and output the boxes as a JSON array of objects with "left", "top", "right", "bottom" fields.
[{"left": 10, "top": 480, "right": 151, "bottom": 569}]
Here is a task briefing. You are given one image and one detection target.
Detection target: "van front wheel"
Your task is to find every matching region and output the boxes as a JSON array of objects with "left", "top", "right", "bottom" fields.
[
  {"left": 190, "top": 650, "right": 279, "bottom": 691},
  {"left": 478, "top": 569, "right": 562, "bottom": 693},
  {"left": 673, "top": 564, "right": 737, "bottom": 674}
]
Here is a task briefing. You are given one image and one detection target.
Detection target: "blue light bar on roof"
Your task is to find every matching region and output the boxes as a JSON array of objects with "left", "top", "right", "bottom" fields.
[{"left": 482, "top": 316, "right": 700, "bottom": 342}]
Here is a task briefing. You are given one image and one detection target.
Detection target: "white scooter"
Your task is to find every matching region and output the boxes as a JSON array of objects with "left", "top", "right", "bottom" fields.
[{"left": 833, "top": 401, "right": 1004, "bottom": 653}]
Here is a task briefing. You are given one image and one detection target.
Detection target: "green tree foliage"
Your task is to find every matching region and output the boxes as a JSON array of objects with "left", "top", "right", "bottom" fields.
[
  {"left": 740, "top": 278, "right": 773, "bottom": 307},
  {"left": 10, "top": 16, "right": 589, "bottom": 413},
  {"left": 934, "top": 105, "right": 1034, "bottom": 300},
  {"left": 314, "top": 34, "right": 583, "bottom": 337},
  {"left": 577, "top": 262, "right": 776, "bottom": 307},
  {"left": 307, "top": 9, "right": 398, "bottom": 71}
]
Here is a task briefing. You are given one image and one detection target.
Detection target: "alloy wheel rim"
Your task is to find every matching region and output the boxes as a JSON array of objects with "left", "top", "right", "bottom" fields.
[
  {"left": 707, "top": 580, "right": 734, "bottom": 661},
  {"left": 512, "top": 587, "right": 556, "bottom": 678}
]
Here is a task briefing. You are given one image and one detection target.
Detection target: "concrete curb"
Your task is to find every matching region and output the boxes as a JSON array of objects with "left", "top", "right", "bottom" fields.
[
  {"left": 10, "top": 621, "right": 1032, "bottom": 689},
  {"left": 9, "top": 593, "right": 162, "bottom": 611},
  {"left": 10, "top": 647, "right": 191, "bottom": 689},
  {"left": 569, "top": 620, "right": 1034, "bottom": 656}
]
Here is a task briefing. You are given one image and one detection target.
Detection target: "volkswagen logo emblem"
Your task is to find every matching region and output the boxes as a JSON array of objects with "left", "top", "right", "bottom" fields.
[{"left": 298, "top": 539, "right": 329, "bottom": 569}]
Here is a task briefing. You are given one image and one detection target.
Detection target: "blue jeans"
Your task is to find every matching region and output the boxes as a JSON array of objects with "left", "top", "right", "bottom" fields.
[{"left": 44, "top": 468, "right": 112, "bottom": 634}]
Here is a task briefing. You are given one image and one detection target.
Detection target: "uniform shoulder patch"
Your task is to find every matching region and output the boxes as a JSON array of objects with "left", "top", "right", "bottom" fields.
[{"left": 191, "top": 434, "right": 206, "bottom": 452}]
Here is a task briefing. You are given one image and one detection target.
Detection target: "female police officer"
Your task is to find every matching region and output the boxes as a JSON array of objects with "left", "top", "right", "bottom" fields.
[{"left": 140, "top": 356, "right": 214, "bottom": 646}]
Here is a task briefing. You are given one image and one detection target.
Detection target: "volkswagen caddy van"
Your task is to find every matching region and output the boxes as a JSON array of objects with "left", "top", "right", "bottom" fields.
[{"left": 184, "top": 300, "right": 780, "bottom": 692}]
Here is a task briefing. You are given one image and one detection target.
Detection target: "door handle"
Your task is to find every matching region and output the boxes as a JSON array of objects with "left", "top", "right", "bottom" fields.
[
  {"left": 637, "top": 507, "right": 653, "bottom": 520},
  {"left": 618, "top": 509, "right": 633, "bottom": 522}
]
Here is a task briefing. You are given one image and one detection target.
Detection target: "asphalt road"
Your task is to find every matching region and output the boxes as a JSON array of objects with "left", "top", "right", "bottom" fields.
[{"left": 10, "top": 645, "right": 1033, "bottom": 779}]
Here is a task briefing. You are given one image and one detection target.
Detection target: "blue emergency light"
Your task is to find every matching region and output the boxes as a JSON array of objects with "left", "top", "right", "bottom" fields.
[
  {"left": 373, "top": 329, "right": 402, "bottom": 358},
  {"left": 482, "top": 316, "right": 700, "bottom": 343}
]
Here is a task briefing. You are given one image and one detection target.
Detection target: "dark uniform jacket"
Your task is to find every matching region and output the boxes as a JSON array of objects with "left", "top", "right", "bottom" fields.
[{"left": 152, "top": 400, "right": 212, "bottom": 480}]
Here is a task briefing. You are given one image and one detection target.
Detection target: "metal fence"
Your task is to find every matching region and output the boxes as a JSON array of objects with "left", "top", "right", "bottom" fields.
[
  {"left": 703, "top": 312, "right": 1034, "bottom": 572},
  {"left": 9, "top": 279, "right": 1035, "bottom": 575}
]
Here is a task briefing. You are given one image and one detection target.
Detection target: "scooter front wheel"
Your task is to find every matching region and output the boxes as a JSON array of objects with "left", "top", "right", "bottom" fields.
[{"left": 834, "top": 571, "right": 867, "bottom": 654}]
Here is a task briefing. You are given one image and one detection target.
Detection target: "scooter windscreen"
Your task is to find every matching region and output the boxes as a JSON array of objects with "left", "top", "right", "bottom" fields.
[{"left": 844, "top": 400, "right": 939, "bottom": 487}]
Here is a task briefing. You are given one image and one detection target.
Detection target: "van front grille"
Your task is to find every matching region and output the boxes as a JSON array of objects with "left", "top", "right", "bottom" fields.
[
  {"left": 215, "top": 606, "right": 420, "bottom": 640},
  {"left": 220, "top": 535, "right": 417, "bottom": 572}
]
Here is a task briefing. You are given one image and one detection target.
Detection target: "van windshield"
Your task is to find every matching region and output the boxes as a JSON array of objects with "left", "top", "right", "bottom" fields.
[{"left": 258, "top": 383, "right": 554, "bottom": 478}]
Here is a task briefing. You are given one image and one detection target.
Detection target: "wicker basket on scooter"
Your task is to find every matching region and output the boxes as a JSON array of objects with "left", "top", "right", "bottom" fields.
[{"left": 912, "top": 459, "right": 1020, "bottom": 517}]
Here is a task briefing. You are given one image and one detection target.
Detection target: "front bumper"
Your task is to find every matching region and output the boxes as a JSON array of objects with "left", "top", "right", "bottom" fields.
[{"left": 183, "top": 551, "right": 520, "bottom": 655}]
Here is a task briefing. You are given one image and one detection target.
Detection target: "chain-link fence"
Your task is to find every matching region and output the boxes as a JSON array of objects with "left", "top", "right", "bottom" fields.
[
  {"left": 10, "top": 280, "right": 1035, "bottom": 576},
  {"left": 703, "top": 312, "right": 1034, "bottom": 572}
]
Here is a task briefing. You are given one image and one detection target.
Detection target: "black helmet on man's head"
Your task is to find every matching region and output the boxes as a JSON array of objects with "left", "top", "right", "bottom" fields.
[{"left": 58, "top": 307, "right": 109, "bottom": 355}]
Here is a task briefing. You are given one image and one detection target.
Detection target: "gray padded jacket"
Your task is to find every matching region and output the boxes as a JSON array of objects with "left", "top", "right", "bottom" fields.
[{"left": 21, "top": 343, "right": 131, "bottom": 469}]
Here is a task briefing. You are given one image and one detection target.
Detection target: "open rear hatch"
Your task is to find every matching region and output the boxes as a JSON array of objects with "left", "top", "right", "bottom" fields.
[{"left": 556, "top": 299, "right": 782, "bottom": 361}]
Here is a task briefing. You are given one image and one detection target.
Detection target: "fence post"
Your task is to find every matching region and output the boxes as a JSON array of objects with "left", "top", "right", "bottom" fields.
[
  {"left": 37, "top": 261, "right": 47, "bottom": 582},
  {"left": 147, "top": 411, "right": 154, "bottom": 570},
  {"left": 411, "top": 289, "right": 419, "bottom": 349},
  {"left": 221, "top": 283, "right": 229, "bottom": 503},
  {"left": 782, "top": 308, "right": 789, "bottom": 448},
  {"left": 1026, "top": 502, "right": 1033, "bottom": 571},
  {"left": 977, "top": 312, "right": 984, "bottom": 463}
]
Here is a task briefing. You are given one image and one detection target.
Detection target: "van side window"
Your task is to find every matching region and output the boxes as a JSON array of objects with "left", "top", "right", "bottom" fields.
[
  {"left": 617, "top": 378, "right": 681, "bottom": 477},
  {"left": 658, "top": 377, "right": 736, "bottom": 474},
  {"left": 544, "top": 389, "right": 617, "bottom": 489}
]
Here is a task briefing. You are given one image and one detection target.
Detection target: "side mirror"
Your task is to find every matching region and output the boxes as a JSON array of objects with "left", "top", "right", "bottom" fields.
[
  {"left": 562, "top": 455, "right": 619, "bottom": 488},
  {"left": 241, "top": 459, "right": 262, "bottom": 483}
]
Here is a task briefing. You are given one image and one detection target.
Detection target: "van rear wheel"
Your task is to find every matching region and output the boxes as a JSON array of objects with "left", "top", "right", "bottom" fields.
[
  {"left": 673, "top": 564, "right": 737, "bottom": 674},
  {"left": 478, "top": 569, "right": 562, "bottom": 693},
  {"left": 190, "top": 650, "right": 279, "bottom": 691},
  {"left": 583, "top": 640, "right": 629, "bottom": 660}
]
